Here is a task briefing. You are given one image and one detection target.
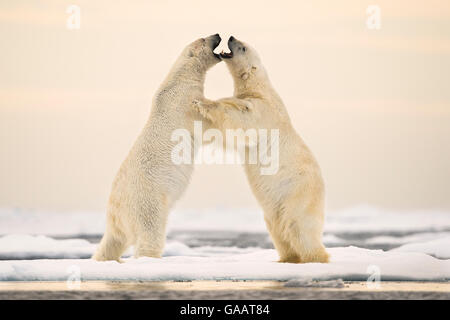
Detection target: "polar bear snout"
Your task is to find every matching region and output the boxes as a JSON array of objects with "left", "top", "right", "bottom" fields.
[{"left": 227, "top": 36, "right": 245, "bottom": 54}]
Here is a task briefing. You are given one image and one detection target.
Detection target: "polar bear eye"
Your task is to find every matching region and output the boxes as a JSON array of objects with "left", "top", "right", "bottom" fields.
[{"left": 242, "top": 47, "right": 246, "bottom": 52}]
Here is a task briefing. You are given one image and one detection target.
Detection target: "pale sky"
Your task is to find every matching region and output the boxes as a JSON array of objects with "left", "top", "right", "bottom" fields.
[{"left": 1, "top": 0, "right": 449, "bottom": 212}]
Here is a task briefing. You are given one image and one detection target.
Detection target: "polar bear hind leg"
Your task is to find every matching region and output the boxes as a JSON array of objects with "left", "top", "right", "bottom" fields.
[
  {"left": 133, "top": 199, "right": 169, "bottom": 259},
  {"left": 266, "top": 205, "right": 329, "bottom": 263},
  {"left": 134, "top": 217, "right": 167, "bottom": 259},
  {"left": 289, "top": 221, "right": 329, "bottom": 263},
  {"left": 92, "top": 228, "right": 128, "bottom": 262},
  {"left": 265, "top": 215, "right": 301, "bottom": 263},
  {"left": 284, "top": 206, "right": 329, "bottom": 263}
]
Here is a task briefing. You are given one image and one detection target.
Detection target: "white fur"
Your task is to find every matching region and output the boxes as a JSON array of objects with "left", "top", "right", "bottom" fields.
[
  {"left": 93, "top": 35, "right": 221, "bottom": 261},
  {"left": 193, "top": 37, "right": 329, "bottom": 263}
]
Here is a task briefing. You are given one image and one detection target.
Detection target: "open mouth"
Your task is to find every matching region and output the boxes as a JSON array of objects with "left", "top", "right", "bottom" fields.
[{"left": 220, "top": 50, "right": 233, "bottom": 59}]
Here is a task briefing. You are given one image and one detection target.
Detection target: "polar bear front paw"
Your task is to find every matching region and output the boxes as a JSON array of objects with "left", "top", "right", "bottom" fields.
[
  {"left": 234, "top": 100, "right": 253, "bottom": 112},
  {"left": 192, "top": 99, "right": 212, "bottom": 120}
]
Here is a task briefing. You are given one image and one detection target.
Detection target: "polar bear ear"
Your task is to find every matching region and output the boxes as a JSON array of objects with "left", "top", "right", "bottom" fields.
[
  {"left": 187, "top": 50, "right": 194, "bottom": 58},
  {"left": 240, "top": 72, "right": 249, "bottom": 80}
]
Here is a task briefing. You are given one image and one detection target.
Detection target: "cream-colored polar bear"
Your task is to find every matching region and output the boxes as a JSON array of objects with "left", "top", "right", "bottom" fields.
[
  {"left": 93, "top": 34, "right": 222, "bottom": 261},
  {"left": 192, "top": 36, "right": 329, "bottom": 263}
]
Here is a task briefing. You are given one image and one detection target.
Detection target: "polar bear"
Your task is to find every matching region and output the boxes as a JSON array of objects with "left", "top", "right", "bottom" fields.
[
  {"left": 192, "top": 36, "right": 329, "bottom": 263},
  {"left": 93, "top": 34, "right": 222, "bottom": 261}
]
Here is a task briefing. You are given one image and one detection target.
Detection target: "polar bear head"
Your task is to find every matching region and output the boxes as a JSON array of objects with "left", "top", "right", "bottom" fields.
[
  {"left": 184, "top": 34, "right": 222, "bottom": 70},
  {"left": 220, "top": 36, "right": 266, "bottom": 87}
]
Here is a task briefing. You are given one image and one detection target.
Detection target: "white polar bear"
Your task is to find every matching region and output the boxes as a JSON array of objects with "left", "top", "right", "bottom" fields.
[
  {"left": 93, "top": 34, "right": 222, "bottom": 261},
  {"left": 192, "top": 36, "right": 329, "bottom": 263}
]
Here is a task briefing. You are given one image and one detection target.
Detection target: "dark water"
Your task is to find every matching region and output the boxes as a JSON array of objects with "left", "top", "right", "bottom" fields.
[
  {"left": 55, "top": 228, "right": 450, "bottom": 252},
  {"left": 0, "top": 229, "right": 427, "bottom": 261},
  {"left": 1, "top": 289, "right": 448, "bottom": 300}
]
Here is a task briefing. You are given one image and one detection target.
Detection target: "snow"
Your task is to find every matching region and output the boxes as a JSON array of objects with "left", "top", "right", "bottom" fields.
[
  {"left": 391, "top": 236, "right": 450, "bottom": 259},
  {"left": 0, "top": 205, "right": 449, "bottom": 281},
  {"left": 172, "top": 205, "right": 450, "bottom": 236},
  {"left": 0, "top": 208, "right": 105, "bottom": 237},
  {"left": 365, "top": 232, "right": 450, "bottom": 246},
  {"left": 0, "top": 246, "right": 448, "bottom": 281},
  {"left": 0, "top": 234, "right": 95, "bottom": 260},
  {"left": 1, "top": 205, "right": 449, "bottom": 237},
  {"left": 0, "top": 235, "right": 257, "bottom": 260},
  {"left": 324, "top": 205, "right": 450, "bottom": 235}
]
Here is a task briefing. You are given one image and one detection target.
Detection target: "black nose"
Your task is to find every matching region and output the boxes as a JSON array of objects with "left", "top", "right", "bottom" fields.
[{"left": 229, "top": 36, "right": 235, "bottom": 42}]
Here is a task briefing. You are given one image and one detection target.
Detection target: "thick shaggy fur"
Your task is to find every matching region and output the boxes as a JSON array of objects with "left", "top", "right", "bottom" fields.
[
  {"left": 93, "top": 35, "right": 221, "bottom": 261},
  {"left": 192, "top": 37, "right": 329, "bottom": 263}
]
